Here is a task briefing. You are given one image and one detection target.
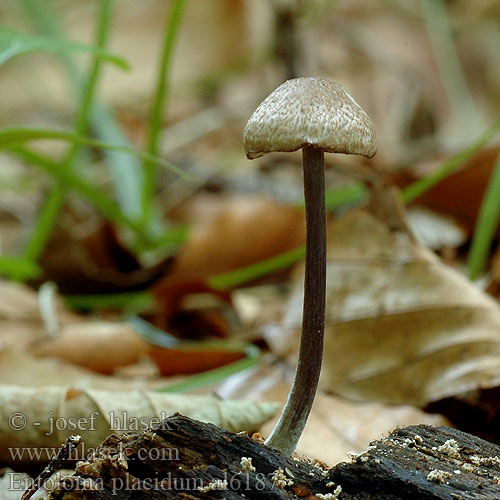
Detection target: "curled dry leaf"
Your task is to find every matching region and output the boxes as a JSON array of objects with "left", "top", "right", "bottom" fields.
[
  {"left": 487, "top": 248, "right": 500, "bottom": 299},
  {"left": 31, "top": 322, "right": 150, "bottom": 375},
  {"left": 266, "top": 206, "right": 500, "bottom": 408},
  {"left": 152, "top": 278, "right": 233, "bottom": 335},
  {"left": 0, "top": 384, "right": 279, "bottom": 464}
]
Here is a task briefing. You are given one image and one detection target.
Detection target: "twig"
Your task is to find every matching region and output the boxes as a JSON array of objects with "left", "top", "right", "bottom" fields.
[{"left": 21, "top": 435, "right": 81, "bottom": 500}]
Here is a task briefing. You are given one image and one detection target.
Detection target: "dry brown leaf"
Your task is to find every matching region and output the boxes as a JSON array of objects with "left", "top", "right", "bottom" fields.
[
  {"left": 152, "top": 194, "right": 305, "bottom": 336},
  {"left": 31, "top": 322, "right": 150, "bottom": 375},
  {"left": 406, "top": 206, "right": 466, "bottom": 251},
  {"left": 266, "top": 205, "right": 500, "bottom": 409},
  {"left": 0, "top": 384, "right": 279, "bottom": 464},
  {"left": 0, "top": 280, "right": 79, "bottom": 351},
  {"left": 297, "top": 392, "right": 446, "bottom": 466},
  {"left": 0, "top": 349, "right": 158, "bottom": 391},
  {"left": 168, "top": 193, "right": 305, "bottom": 280},
  {"left": 149, "top": 344, "right": 245, "bottom": 376},
  {"left": 37, "top": 218, "right": 172, "bottom": 294},
  {"left": 0, "top": 280, "right": 151, "bottom": 375},
  {"left": 152, "top": 278, "right": 233, "bottom": 335},
  {"left": 0, "top": 280, "right": 77, "bottom": 325}
]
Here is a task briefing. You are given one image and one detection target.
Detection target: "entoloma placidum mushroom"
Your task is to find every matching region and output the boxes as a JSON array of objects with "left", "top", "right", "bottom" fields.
[{"left": 244, "top": 77, "right": 376, "bottom": 456}]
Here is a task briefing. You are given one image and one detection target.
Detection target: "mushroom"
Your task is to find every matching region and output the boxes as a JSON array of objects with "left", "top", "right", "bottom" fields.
[{"left": 243, "top": 77, "right": 376, "bottom": 456}]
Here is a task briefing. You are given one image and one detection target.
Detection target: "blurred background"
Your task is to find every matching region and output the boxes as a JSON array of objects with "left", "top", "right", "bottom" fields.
[
  {"left": 2, "top": 0, "right": 500, "bottom": 257},
  {"left": 2, "top": 0, "right": 500, "bottom": 268},
  {"left": 1, "top": 0, "right": 500, "bottom": 469}
]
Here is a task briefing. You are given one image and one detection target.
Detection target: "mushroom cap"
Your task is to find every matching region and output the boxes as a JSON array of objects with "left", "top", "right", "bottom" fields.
[{"left": 244, "top": 77, "right": 377, "bottom": 160}]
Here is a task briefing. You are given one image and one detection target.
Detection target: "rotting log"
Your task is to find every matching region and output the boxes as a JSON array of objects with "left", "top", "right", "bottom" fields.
[{"left": 48, "top": 414, "right": 500, "bottom": 499}]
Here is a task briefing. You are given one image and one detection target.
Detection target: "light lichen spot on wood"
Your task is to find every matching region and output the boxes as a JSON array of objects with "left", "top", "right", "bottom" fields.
[
  {"left": 271, "top": 468, "right": 294, "bottom": 488},
  {"left": 427, "top": 469, "right": 452, "bottom": 484},
  {"left": 437, "top": 439, "right": 461, "bottom": 458},
  {"left": 314, "top": 485, "right": 342, "bottom": 499},
  {"left": 239, "top": 456, "right": 256, "bottom": 472},
  {"left": 198, "top": 479, "right": 228, "bottom": 493}
]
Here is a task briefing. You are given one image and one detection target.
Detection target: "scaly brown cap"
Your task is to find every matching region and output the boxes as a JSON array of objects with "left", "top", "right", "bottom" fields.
[{"left": 244, "top": 77, "right": 376, "bottom": 159}]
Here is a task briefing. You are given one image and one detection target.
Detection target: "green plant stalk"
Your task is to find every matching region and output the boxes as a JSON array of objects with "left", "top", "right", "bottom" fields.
[
  {"left": 12, "top": 147, "right": 153, "bottom": 242},
  {"left": 0, "top": 28, "right": 128, "bottom": 68},
  {"left": 21, "top": 0, "right": 114, "bottom": 262},
  {"left": 10, "top": 116, "right": 495, "bottom": 288},
  {"left": 129, "top": 315, "right": 261, "bottom": 394},
  {"left": 0, "top": 255, "right": 41, "bottom": 281},
  {"left": 402, "top": 118, "right": 500, "bottom": 204},
  {"left": 468, "top": 151, "right": 500, "bottom": 280},
  {"left": 19, "top": 0, "right": 145, "bottom": 220},
  {"left": 0, "top": 128, "right": 188, "bottom": 178},
  {"left": 209, "top": 245, "right": 306, "bottom": 290},
  {"left": 324, "top": 182, "right": 367, "bottom": 211},
  {"left": 91, "top": 103, "right": 144, "bottom": 218},
  {"left": 66, "top": 291, "right": 154, "bottom": 311},
  {"left": 419, "top": 0, "right": 481, "bottom": 135},
  {"left": 22, "top": 189, "right": 62, "bottom": 264},
  {"left": 18, "top": 0, "right": 66, "bottom": 43},
  {"left": 142, "top": 0, "right": 188, "bottom": 228},
  {"left": 5, "top": 129, "right": 189, "bottom": 252},
  {"left": 158, "top": 343, "right": 261, "bottom": 393}
]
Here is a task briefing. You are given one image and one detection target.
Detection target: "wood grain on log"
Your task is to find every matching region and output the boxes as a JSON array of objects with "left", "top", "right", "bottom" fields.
[{"left": 48, "top": 414, "right": 500, "bottom": 499}]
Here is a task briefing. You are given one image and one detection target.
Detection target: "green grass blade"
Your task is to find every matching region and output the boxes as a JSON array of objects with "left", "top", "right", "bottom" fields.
[
  {"left": 20, "top": 0, "right": 115, "bottom": 262},
  {"left": 207, "top": 184, "right": 367, "bottom": 290},
  {"left": 0, "top": 127, "right": 189, "bottom": 178},
  {"left": 208, "top": 245, "right": 306, "bottom": 290},
  {"left": 142, "top": 0, "right": 188, "bottom": 227},
  {"left": 325, "top": 182, "right": 367, "bottom": 211},
  {"left": 129, "top": 316, "right": 260, "bottom": 394},
  {"left": 11, "top": 147, "right": 154, "bottom": 241},
  {"left": 127, "top": 315, "right": 179, "bottom": 347},
  {"left": 157, "top": 343, "right": 261, "bottom": 393},
  {"left": 210, "top": 119, "right": 500, "bottom": 291},
  {"left": 23, "top": 188, "right": 63, "bottom": 262},
  {"left": 91, "top": 104, "right": 144, "bottom": 219},
  {"left": 66, "top": 291, "right": 154, "bottom": 311},
  {"left": 419, "top": 0, "right": 481, "bottom": 135},
  {"left": 402, "top": 118, "right": 500, "bottom": 204},
  {"left": 12, "top": 147, "right": 188, "bottom": 252},
  {"left": 139, "top": 223, "right": 190, "bottom": 250},
  {"left": 0, "top": 28, "right": 128, "bottom": 69},
  {"left": 17, "top": 0, "right": 62, "bottom": 37},
  {"left": 467, "top": 150, "right": 500, "bottom": 279},
  {"left": 0, "top": 255, "right": 41, "bottom": 280},
  {"left": 19, "top": 0, "right": 145, "bottom": 221}
]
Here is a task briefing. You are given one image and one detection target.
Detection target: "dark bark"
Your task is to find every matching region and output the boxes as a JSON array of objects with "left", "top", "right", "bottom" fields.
[{"left": 49, "top": 415, "right": 500, "bottom": 499}]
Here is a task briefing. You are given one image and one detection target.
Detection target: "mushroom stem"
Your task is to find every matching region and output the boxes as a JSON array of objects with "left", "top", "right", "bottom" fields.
[{"left": 265, "top": 144, "right": 327, "bottom": 456}]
